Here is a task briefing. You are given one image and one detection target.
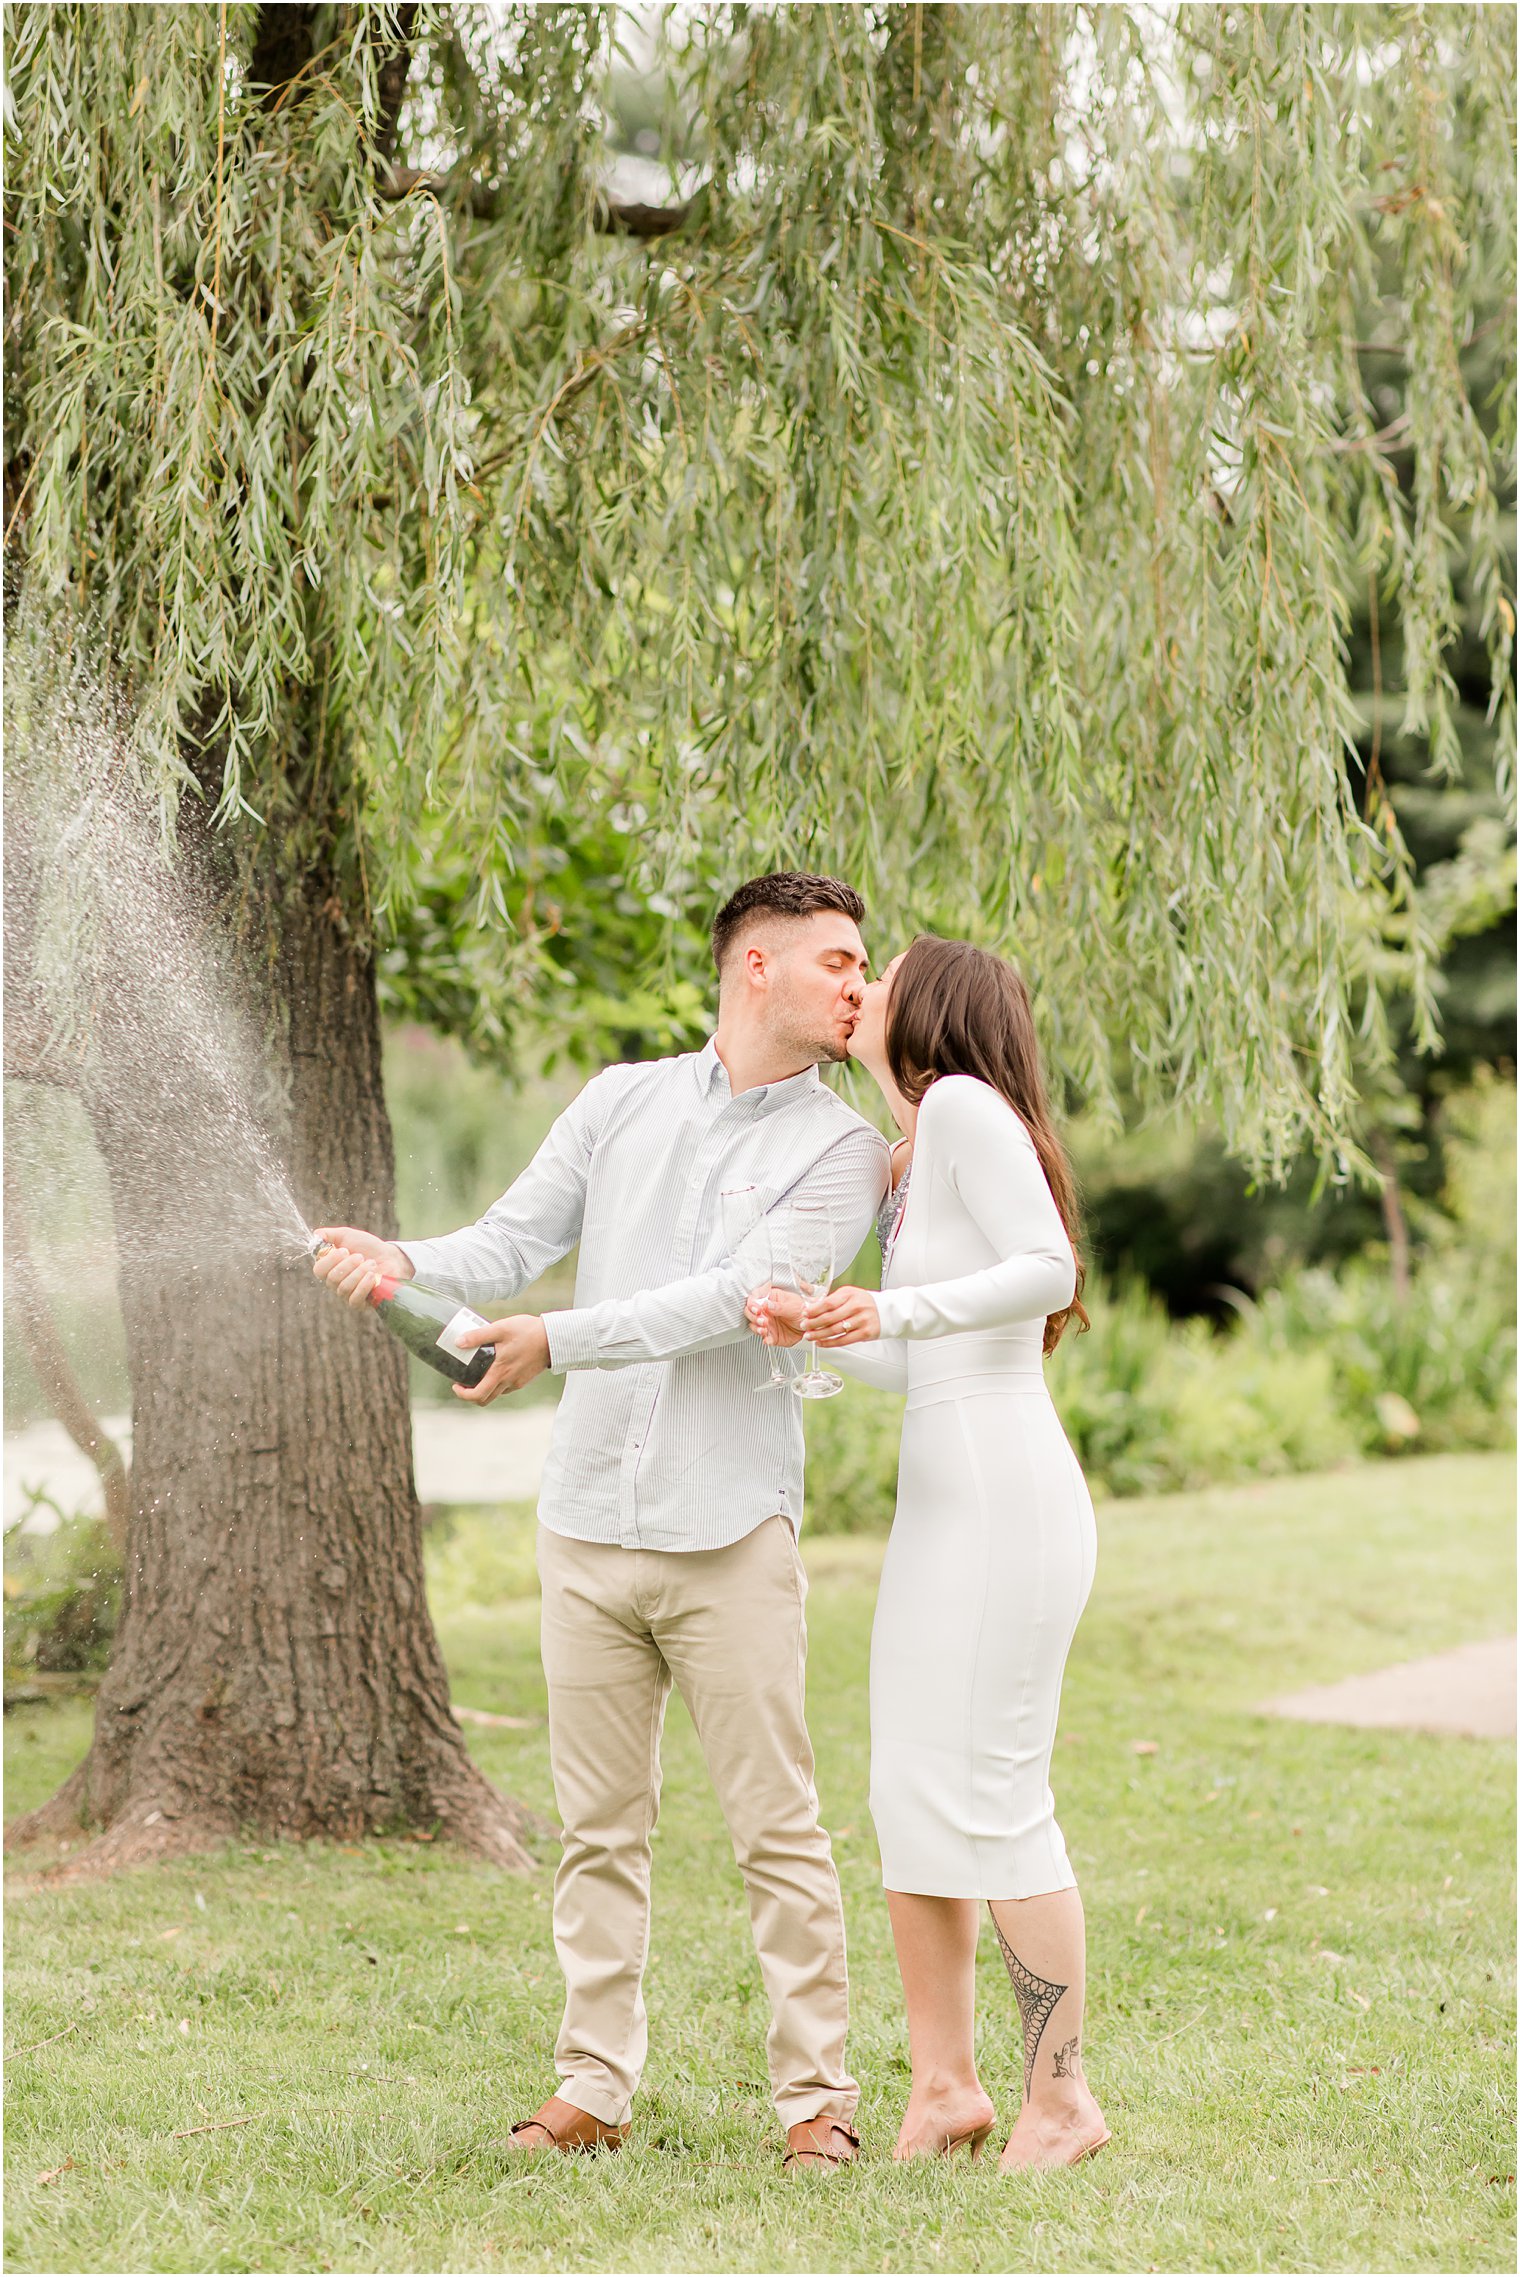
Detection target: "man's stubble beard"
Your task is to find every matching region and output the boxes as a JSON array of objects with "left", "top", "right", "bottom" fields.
[{"left": 768, "top": 974, "right": 850, "bottom": 1069}]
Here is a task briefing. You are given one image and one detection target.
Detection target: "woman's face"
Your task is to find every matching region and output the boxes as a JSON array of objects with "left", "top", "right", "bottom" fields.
[{"left": 847, "top": 950, "right": 907, "bottom": 1063}]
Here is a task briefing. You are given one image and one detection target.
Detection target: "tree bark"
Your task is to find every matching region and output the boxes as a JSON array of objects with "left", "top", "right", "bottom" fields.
[
  {"left": 1368, "top": 1126, "right": 1412, "bottom": 1307},
  {"left": 248, "top": 3, "right": 319, "bottom": 108},
  {"left": 6, "top": 811, "right": 538, "bottom": 1875}
]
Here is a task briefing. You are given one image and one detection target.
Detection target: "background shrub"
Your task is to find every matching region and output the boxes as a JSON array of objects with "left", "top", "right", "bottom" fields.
[
  {"left": 3, "top": 1511, "right": 122, "bottom": 1676},
  {"left": 803, "top": 1080, "right": 1514, "bottom": 1528}
]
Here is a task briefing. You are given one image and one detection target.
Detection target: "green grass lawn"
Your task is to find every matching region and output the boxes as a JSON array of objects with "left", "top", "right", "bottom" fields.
[{"left": 5, "top": 1453, "right": 1515, "bottom": 2274}]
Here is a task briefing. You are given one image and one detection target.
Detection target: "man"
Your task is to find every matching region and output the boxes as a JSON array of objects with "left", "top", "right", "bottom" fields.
[{"left": 313, "top": 872, "right": 890, "bottom": 2170}]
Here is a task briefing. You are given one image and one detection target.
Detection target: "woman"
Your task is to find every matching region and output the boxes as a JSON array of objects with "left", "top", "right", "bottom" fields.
[{"left": 752, "top": 935, "right": 1107, "bottom": 2171}]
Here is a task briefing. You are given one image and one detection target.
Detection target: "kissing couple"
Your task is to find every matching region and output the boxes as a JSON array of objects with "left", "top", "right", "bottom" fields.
[{"left": 314, "top": 869, "right": 1108, "bottom": 2174}]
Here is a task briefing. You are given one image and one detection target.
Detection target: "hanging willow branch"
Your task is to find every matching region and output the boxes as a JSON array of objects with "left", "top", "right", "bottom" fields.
[{"left": 4, "top": 0, "right": 1514, "bottom": 1177}]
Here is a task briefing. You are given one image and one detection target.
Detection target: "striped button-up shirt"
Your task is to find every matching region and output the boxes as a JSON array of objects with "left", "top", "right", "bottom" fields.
[{"left": 398, "top": 1040, "right": 890, "bottom": 1551}]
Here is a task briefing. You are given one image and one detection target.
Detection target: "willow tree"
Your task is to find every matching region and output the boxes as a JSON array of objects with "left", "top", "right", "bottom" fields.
[{"left": 4, "top": 4, "right": 1513, "bottom": 1869}]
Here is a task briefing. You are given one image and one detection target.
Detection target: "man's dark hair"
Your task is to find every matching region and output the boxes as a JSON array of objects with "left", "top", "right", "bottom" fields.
[{"left": 710, "top": 871, "right": 867, "bottom": 974}]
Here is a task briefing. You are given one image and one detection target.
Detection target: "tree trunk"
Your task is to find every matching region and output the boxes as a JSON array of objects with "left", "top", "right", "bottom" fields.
[
  {"left": 6, "top": 818, "right": 538, "bottom": 1875},
  {"left": 1368, "top": 1126, "right": 1412, "bottom": 1308}
]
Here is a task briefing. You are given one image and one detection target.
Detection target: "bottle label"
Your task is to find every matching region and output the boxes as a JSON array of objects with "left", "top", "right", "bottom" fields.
[{"left": 436, "top": 1307, "right": 489, "bottom": 1365}]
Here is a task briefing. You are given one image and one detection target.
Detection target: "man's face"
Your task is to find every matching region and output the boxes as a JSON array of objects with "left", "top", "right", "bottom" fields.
[
  {"left": 747, "top": 911, "right": 870, "bottom": 1066},
  {"left": 847, "top": 948, "right": 906, "bottom": 1064}
]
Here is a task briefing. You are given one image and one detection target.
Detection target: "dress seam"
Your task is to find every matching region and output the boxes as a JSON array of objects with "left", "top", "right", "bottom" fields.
[
  {"left": 1007, "top": 1434, "right": 1048, "bottom": 1899},
  {"left": 953, "top": 1399, "right": 996, "bottom": 1897}
]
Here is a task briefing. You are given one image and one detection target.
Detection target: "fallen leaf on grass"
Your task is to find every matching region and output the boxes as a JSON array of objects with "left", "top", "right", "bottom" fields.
[
  {"left": 1130, "top": 1740, "right": 1159, "bottom": 1756},
  {"left": 1263, "top": 1908, "right": 1278, "bottom": 1921},
  {"left": 1134, "top": 1904, "right": 1148, "bottom": 1924},
  {"left": 158, "top": 1926, "right": 186, "bottom": 1941},
  {"left": 452, "top": 1925, "right": 471, "bottom": 1936},
  {"left": 178, "top": 2018, "right": 191, "bottom": 2035},
  {"left": 1348, "top": 2066, "right": 1381, "bottom": 2076},
  {"left": 37, "top": 2160, "right": 75, "bottom": 2185}
]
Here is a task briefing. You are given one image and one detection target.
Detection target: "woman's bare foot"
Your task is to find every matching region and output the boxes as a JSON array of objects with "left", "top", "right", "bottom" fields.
[
  {"left": 998, "top": 2084, "right": 1109, "bottom": 2171},
  {"left": 894, "top": 2083, "right": 998, "bottom": 2161}
]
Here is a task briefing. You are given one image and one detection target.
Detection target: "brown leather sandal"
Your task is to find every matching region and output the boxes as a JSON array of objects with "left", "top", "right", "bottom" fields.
[
  {"left": 508, "top": 2093, "right": 630, "bottom": 2155},
  {"left": 783, "top": 2116, "right": 861, "bottom": 2171}
]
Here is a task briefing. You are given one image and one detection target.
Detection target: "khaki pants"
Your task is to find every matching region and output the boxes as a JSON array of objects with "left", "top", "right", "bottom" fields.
[{"left": 536, "top": 1516, "right": 858, "bottom": 2131}]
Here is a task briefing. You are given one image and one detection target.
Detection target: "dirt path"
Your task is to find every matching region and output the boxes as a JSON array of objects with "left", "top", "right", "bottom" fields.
[
  {"left": 1263, "top": 1634, "right": 1516, "bottom": 1741},
  {"left": 4, "top": 1401, "right": 559, "bottom": 1530}
]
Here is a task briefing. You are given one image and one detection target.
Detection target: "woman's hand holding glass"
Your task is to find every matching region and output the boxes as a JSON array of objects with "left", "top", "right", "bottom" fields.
[{"left": 798, "top": 1287, "right": 882, "bottom": 1346}]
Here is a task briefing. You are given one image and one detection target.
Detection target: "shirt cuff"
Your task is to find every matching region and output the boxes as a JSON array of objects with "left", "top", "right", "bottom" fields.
[
  {"left": 543, "top": 1309, "right": 600, "bottom": 1372},
  {"left": 394, "top": 1238, "right": 441, "bottom": 1284},
  {"left": 872, "top": 1290, "right": 911, "bottom": 1338}
]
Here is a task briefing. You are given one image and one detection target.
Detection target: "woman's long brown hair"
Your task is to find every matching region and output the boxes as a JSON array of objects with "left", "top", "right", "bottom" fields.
[{"left": 885, "top": 935, "right": 1089, "bottom": 1353}]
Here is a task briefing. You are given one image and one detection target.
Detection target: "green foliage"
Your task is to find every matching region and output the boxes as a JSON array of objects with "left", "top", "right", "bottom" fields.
[
  {"left": 1070, "top": 1106, "right": 1383, "bottom": 1311},
  {"left": 1335, "top": 101, "right": 1517, "bottom": 1122},
  {"left": 382, "top": 1027, "right": 569, "bottom": 1237},
  {"left": 1058, "top": 1284, "right": 1362, "bottom": 1500},
  {"left": 1435, "top": 1068, "right": 1519, "bottom": 1260},
  {"left": 1255, "top": 1257, "right": 1515, "bottom": 1458},
  {"left": 6, "top": 6, "right": 1514, "bottom": 1173},
  {"left": 375, "top": 816, "right": 715, "bottom": 1071},
  {"left": 3, "top": 1514, "right": 122, "bottom": 1677},
  {"left": 807, "top": 1075, "right": 1515, "bottom": 1524},
  {"left": 803, "top": 1284, "right": 1361, "bottom": 1522},
  {"left": 1253, "top": 1070, "right": 1518, "bottom": 1455},
  {"left": 422, "top": 1505, "right": 540, "bottom": 1616},
  {"left": 5, "top": 1456, "right": 1515, "bottom": 2274}
]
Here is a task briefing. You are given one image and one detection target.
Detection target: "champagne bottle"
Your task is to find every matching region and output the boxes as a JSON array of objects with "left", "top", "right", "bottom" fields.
[{"left": 310, "top": 1240, "right": 495, "bottom": 1390}]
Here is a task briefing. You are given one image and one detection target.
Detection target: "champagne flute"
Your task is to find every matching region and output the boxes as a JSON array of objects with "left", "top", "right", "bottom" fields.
[
  {"left": 786, "top": 1200, "right": 844, "bottom": 1400},
  {"left": 721, "top": 1185, "right": 791, "bottom": 1391}
]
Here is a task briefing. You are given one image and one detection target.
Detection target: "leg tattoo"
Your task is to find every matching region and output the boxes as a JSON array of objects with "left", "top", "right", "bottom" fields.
[
  {"left": 991, "top": 1913, "right": 1068, "bottom": 2098},
  {"left": 1052, "top": 2033, "right": 1082, "bottom": 2080}
]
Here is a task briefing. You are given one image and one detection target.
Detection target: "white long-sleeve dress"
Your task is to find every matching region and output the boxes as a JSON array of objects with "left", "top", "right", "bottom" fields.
[{"left": 833, "top": 1073, "right": 1097, "bottom": 1900}]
